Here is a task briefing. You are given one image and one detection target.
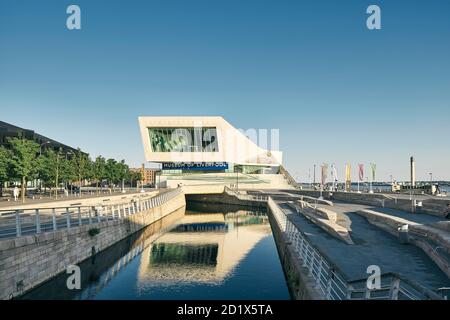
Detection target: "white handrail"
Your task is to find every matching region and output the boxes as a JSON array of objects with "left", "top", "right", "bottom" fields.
[{"left": 0, "top": 188, "right": 183, "bottom": 239}]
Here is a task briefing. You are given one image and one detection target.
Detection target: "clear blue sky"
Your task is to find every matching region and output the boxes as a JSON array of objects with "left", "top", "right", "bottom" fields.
[{"left": 0, "top": 0, "right": 449, "bottom": 181}]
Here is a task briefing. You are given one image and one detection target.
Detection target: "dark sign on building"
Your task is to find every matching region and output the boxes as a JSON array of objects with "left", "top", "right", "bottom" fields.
[{"left": 162, "top": 162, "right": 228, "bottom": 171}]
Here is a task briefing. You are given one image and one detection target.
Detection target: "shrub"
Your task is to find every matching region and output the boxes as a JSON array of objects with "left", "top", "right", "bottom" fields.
[{"left": 88, "top": 228, "right": 100, "bottom": 237}]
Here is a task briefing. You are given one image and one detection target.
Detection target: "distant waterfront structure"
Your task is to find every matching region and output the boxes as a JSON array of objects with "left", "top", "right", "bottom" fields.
[
  {"left": 0, "top": 120, "right": 79, "bottom": 154},
  {"left": 410, "top": 156, "right": 416, "bottom": 187}
]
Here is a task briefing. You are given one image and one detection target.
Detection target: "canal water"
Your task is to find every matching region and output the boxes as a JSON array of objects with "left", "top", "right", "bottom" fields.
[{"left": 20, "top": 203, "right": 291, "bottom": 300}]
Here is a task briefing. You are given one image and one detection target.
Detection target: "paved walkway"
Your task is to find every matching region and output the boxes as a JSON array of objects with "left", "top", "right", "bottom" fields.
[{"left": 279, "top": 201, "right": 450, "bottom": 291}]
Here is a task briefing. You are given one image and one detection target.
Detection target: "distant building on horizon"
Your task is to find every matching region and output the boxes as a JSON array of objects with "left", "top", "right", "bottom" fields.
[
  {"left": 0, "top": 120, "right": 79, "bottom": 154},
  {"left": 130, "top": 166, "right": 158, "bottom": 187}
]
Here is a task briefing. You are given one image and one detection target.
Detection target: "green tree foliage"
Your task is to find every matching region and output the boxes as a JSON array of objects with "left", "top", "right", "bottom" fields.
[
  {"left": 105, "top": 159, "right": 119, "bottom": 189},
  {"left": 129, "top": 170, "right": 142, "bottom": 189},
  {"left": 38, "top": 149, "right": 63, "bottom": 197},
  {"left": 73, "top": 148, "right": 90, "bottom": 187},
  {"left": 61, "top": 156, "right": 77, "bottom": 189},
  {"left": 92, "top": 156, "right": 106, "bottom": 193},
  {"left": 36, "top": 149, "right": 55, "bottom": 188},
  {"left": 0, "top": 146, "right": 12, "bottom": 196},
  {"left": 116, "top": 160, "right": 130, "bottom": 191},
  {"left": 8, "top": 137, "right": 40, "bottom": 202},
  {"left": 2, "top": 137, "right": 135, "bottom": 198}
]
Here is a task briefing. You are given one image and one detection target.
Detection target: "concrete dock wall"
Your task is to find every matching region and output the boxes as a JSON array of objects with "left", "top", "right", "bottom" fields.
[
  {"left": 0, "top": 192, "right": 186, "bottom": 300},
  {"left": 186, "top": 192, "right": 267, "bottom": 208},
  {"left": 266, "top": 200, "right": 324, "bottom": 300}
]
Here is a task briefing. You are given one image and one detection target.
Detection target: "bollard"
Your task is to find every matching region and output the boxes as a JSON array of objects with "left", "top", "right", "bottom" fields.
[
  {"left": 78, "top": 207, "right": 82, "bottom": 226},
  {"left": 52, "top": 208, "right": 57, "bottom": 231},
  {"left": 35, "top": 209, "right": 41, "bottom": 234},
  {"left": 398, "top": 224, "right": 409, "bottom": 244},
  {"left": 66, "top": 208, "right": 71, "bottom": 229},
  {"left": 111, "top": 205, "right": 116, "bottom": 220},
  {"left": 88, "top": 208, "right": 92, "bottom": 224},
  {"left": 15, "top": 210, "right": 22, "bottom": 237}
]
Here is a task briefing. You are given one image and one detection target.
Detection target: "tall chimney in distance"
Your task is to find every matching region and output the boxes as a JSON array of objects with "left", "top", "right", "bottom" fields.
[{"left": 410, "top": 156, "right": 416, "bottom": 188}]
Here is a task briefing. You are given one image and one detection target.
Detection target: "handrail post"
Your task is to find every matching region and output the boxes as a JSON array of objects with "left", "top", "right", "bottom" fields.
[
  {"left": 316, "top": 258, "right": 323, "bottom": 288},
  {"left": 326, "top": 272, "right": 333, "bottom": 299},
  {"left": 78, "top": 207, "right": 82, "bottom": 226},
  {"left": 66, "top": 207, "right": 71, "bottom": 229},
  {"left": 389, "top": 277, "right": 401, "bottom": 300},
  {"left": 88, "top": 208, "right": 92, "bottom": 224},
  {"left": 111, "top": 205, "right": 116, "bottom": 220},
  {"left": 52, "top": 208, "right": 57, "bottom": 231},
  {"left": 97, "top": 207, "right": 101, "bottom": 223},
  {"left": 35, "top": 209, "right": 41, "bottom": 234},
  {"left": 15, "top": 209, "right": 22, "bottom": 237}
]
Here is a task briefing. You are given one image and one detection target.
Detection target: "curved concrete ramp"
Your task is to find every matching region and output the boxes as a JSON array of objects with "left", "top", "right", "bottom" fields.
[{"left": 287, "top": 201, "right": 353, "bottom": 245}]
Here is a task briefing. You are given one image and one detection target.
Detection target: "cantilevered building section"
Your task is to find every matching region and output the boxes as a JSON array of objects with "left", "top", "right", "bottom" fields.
[
  {"left": 138, "top": 116, "right": 282, "bottom": 174},
  {"left": 138, "top": 116, "right": 290, "bottom": 191}
]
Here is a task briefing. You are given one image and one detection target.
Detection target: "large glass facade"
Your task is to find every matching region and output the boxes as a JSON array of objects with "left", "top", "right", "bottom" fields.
[{"left": 148, "top": 127, "right": 219, "bottom": 152}]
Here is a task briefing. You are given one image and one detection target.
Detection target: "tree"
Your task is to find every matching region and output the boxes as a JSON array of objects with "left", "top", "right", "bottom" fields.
[
  {"left": 129, "top": 170, "right": 142, "bottom": 190},
  {"left": 105, "top": 159, "right": 118, "bottom": 191},
  {"left": 73, "top": 148, "right": 90, "bottom": 189},
  {"left": 8, "top": 137, "right": 40, "bottom": 202},
  {"left": 36, "top": 150, "right": 54, "bottom": 191},
  {"left": 61, "top": 156, "right": 77, "bottom": 194},
  {"left": 39, "top": 148, "right": 68, "bottom": 198},
  {"left": 116, "top": 160, "right": 129, "bottom": 192},
  {"left": 92, "top": 156, "right": 106, "bottom": 194},
  {"left": 0, "top": 146, "right": 11, "bottom": 196}
]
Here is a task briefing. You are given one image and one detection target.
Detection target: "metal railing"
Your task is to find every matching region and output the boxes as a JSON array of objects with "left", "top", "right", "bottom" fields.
[
  {"left": 0, "top": 188, "right": 183, "bottom": 239},
  {"left": 224, "top": 187, "right": 268, "bottom": 202},
  {"left": 267, "top": 196, "right": 442, "bottom": 300}
]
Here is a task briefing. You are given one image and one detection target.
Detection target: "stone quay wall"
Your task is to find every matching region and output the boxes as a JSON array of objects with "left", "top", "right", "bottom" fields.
[{"left": 0, "top": 191, "right": 186, "bottom": 300}]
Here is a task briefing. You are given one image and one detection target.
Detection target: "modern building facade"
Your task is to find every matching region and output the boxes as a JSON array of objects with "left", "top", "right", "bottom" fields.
[
  {"left": 138, "top": 116, "right": 282, "bottom": 175},
  {"left": 138, "top": 116, "right": 292, "bottom": 191}
]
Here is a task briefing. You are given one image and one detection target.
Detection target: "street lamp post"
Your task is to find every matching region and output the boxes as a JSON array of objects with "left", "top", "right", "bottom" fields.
[
  {"left": 38, "top": 141, "right": 50, "bottom": 196},
  {"left": 65, "top": 151, "right": 73, "bottom": 196},
  {"left": 313, "top": 164, "right": 316, "bottom": 189}
]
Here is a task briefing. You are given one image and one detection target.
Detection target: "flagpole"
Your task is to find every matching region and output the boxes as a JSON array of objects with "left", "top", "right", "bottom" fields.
[{"left": 369, "top": 163, "right": 375, "bottom": 194}]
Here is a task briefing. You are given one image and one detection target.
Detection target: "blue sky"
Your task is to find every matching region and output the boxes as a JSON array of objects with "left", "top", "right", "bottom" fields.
[{"left": 0, "top": 0, "right": 449, "bottom": 181}]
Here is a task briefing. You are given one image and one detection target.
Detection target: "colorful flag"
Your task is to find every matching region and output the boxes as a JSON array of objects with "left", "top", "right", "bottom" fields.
[
  {"left": 370, "top": 163, "right": 376, "bottom": 182},
  {"left": 345, "top": 164, "right": 351, "bottom": 192},
  {"left": 331, "top": 164, "right": 338, "bottom": 182},
  {"left": 321, "top": 163, "right": 328, "bottom": 186},
  {"left": 358, "top": 164, "right": 364, "bottom": 182}
]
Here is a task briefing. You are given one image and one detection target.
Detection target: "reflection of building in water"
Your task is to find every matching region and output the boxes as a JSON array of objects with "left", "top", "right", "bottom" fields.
[{"left": 137, "top": 211, "right": 271, "bottom": 287}]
